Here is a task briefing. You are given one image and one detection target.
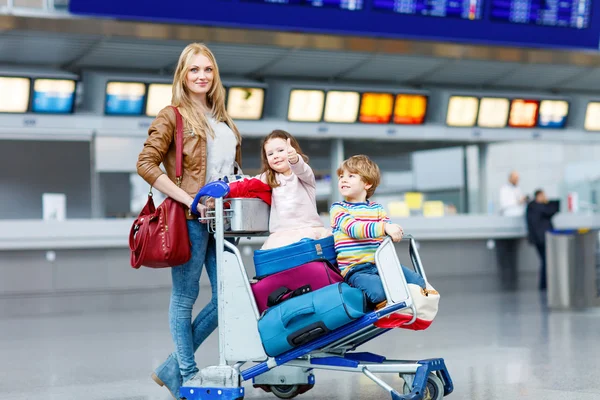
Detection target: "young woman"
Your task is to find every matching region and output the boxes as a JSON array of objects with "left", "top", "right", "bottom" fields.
[{"left": 136, "top": 43, "right": 241, "bottom": 398}]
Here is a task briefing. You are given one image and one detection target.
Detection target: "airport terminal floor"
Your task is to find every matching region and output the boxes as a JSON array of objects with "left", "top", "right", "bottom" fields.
[{"left": 2, "top": 276, "right": 599, "bottom": 400}]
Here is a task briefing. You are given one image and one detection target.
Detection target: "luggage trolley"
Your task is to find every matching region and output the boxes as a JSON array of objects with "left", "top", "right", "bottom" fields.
[{"left": 183, "top": 181, "right": 453, "bottom": 400}]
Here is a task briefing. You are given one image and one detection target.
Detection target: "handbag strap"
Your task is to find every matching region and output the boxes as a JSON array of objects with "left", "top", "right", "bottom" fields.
[
  {"left": 129, "top": 219, "right": 150, "bottom": 269},
  {"left": 170, "top": 106, "right": 184, "bottom": 187}
]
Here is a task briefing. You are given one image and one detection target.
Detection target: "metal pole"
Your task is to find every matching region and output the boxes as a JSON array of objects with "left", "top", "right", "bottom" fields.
[
  {"left": 89, "top": 131, "right": 102, "bottom": 218},
  {"left": 330, "top": 139, "right": 344, "bottom": 205},
  {"left": 478, "top": 143, "right": 489, "bottom": 214},
  {"left": 462, "top": 145, "right": 469, "bottom": 214},
  {"left": 215, "top": 196, "right": 226, "bottom": 366}
]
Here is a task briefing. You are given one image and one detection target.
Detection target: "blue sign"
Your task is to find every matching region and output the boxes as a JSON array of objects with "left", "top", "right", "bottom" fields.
[
  {"left": 33, "top": 91, "right": 75, "bottom": 114},
  {"left": 537, "top": 100, "right": 569, "bottom": 129},
  {"left": 491, "top": 0, "right": 591, "bottom": 29},
  {"left": 69, "top": 0, "right": 600, "bottom": 50},
  {"left": 373, "top": 0, "right": 483, "bottom": 20},
  {"left": 105, "top": 94, "right": 145, "bottom": 115}
]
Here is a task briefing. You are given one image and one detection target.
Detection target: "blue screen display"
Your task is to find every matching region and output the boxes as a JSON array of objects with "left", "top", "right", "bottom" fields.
[
  {"left": 68, "top": 0, "right": 600, "bottom": 49},
  {"left": 242, "top": 0, "right": 363, "bottom": 11},
  {"left": 32, "top": 91, "right": 75, "bottom": 114},
  {"left": 538, "top": 117, "right": 567, "bottom": 128},
  {"left": 373, "top": 0, "right": 483, "bottom": 20},
  {"left": 491, "top": 0, "right": 591, "bottom": 29},
  {"left": 538, "top": 113, "right": 568, "bottom": 128},
  {"left": 105, "top": 94, "right": 145, "bottom": 115}
]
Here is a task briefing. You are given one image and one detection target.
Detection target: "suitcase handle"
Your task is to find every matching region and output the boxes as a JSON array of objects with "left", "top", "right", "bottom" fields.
[
  {"left": 267, "top": 285, "right": 312, "bottom": 308},
  {"left": 282, "top": 304, "right": 315, "bottom": 327}
]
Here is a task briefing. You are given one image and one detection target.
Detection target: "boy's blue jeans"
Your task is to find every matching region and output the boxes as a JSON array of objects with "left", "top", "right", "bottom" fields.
[
  {"left": 169, "top": 220, "right": 219, "bottom": 383},
  {"left": 345, "top": 263, "right": 426, "bottom": 305}
]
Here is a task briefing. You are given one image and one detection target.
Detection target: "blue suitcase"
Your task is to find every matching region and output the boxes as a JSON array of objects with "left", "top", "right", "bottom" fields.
[
  {"left": 253, "top": 236, "right": 337, "bottom": 278},
  {"left": 258, "top": 282, "right": 366, "bottom": 357}
]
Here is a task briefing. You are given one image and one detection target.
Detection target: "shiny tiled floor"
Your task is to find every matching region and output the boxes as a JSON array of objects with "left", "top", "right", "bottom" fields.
[{"left": 2, "top": 283, "right": 600, "bottom": 400}]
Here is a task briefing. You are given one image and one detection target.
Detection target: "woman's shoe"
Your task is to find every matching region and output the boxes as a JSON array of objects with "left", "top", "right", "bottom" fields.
[{"left": 151, "top": 354, "right": 182, "bottom": 400}]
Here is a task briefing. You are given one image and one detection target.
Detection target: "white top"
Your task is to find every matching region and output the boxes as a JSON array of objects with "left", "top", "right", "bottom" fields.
[
  {"left": 205, "top": 116, "right": 237, "bottom": 182},
  {"left": 499, "top": 183, "right": 525, "bottom": 217}
]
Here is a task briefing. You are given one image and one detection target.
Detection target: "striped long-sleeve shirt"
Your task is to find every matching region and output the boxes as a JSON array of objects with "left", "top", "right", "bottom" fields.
[{"left": 330, "top": 201, "right": 390, "bottom": 276}]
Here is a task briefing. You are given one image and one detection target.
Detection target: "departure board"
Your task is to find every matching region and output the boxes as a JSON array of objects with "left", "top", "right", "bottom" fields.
[
  {"left": 373, "top": 0, "right": 483, "bottom": 20},
  {"left": 242, "top": 0, "right": 363, "bottom": 10},
  {"left": 491, "top": 0, "right": 591, "bottom": 29},
  {"left": 70, "top": 0, "right": 600, "bottom": 50}
]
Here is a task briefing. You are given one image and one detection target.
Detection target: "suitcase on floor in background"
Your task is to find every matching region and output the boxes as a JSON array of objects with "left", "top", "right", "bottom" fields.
[
  {"left": 251, "top": 260, "right": 343, "bottom": 314},
  {"left": 258, "top": 282, "right": 366, "bottom": 357},
  {"left": 253, "top": 236, "right": 337, "bottom": 278}
]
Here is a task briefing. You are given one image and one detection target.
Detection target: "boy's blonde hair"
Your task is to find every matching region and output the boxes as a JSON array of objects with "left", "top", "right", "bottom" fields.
[{"left": 337, "top": 155, "right": 381, "bottom": 199}]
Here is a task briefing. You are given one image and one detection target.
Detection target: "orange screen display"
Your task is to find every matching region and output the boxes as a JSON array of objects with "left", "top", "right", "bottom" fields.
[
  {"left": 393, "top": 94, "right": 427, "bottom": 124},
  {"left": 359, "top": 93, "right": 393, "bottom": 123},
  {"left": 508, "top": 99, "right": 540, "bottom": 128}
]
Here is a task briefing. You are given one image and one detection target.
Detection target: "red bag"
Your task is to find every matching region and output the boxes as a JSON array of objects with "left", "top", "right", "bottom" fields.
[{"left": 129, "top": 107, "right": 191, "bottom": 269}]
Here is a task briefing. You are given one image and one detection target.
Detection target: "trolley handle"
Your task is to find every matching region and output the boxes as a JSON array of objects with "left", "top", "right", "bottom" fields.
[
  {"left": 403, "top": 234, "right": 429, "bottom": 285},
  {"left": 190, "top": 180, "right": 230, "bottom": 216},
  {"left": 383, "top": 233, "right": 428, "bottom": 283}
]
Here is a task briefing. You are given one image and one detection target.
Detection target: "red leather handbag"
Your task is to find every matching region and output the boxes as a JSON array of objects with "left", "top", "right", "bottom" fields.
[{"left": 129, "top": 106, "right": 191, "bottom": 269}]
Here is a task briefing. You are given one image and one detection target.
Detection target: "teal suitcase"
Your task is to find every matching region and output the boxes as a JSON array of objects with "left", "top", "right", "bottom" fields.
[{"left": 258, "top": 283, "right": 366, "bottom": 357}]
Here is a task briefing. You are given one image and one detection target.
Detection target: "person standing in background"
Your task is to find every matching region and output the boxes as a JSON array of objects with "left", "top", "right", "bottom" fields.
[
  {"left": 496, "top": 171, "right": 526, "bottom": 289},
  {"left": 499, "top": 171, "right": 526, "bottom": 217},
  {"left": 526, "top": 189, "right": 560, "bottom": 291}
]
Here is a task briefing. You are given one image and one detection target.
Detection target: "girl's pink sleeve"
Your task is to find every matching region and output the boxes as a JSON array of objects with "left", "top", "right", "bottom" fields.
[{"left": 290, "top": 157, "right": 316, "bottom": 188}]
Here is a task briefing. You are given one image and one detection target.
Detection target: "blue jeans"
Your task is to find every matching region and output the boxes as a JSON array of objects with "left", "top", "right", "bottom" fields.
[
  {"left": 169, "top": 220, "right": 219, "bottom": 382},
  {"left": 345, "top": 263, "right": 426, "bottom": 305}
]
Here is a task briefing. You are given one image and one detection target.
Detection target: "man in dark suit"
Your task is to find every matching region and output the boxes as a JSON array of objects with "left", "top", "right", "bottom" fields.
[{"left": 526, "top": 189, "right": 560, "bottom": 291}]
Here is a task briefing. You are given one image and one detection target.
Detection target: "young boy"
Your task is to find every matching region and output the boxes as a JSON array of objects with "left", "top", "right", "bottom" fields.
[{"left": 330, "top": 155, "right": 425, "bottom": 307}]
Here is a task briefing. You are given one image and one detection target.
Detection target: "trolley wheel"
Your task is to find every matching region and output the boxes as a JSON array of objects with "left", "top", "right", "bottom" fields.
[
  {"left": 402, "top": 373, "right": 444, "bottom": 400},
  {"left": 254, "top": 384, "right": 272, "bottom": 393},
  {"left": 270, "top": 384, "right": 299, "bottom": 399},
  {"left": 296, "top": 384, "right": 314, "bottom": 395}
]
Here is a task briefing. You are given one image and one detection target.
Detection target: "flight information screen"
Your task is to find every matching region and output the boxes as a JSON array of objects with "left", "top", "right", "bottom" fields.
[
  {"left": 373, "top": 0, "right": 483, "bottom": 20},
  {"left": 69, "top": 0, "right": 600, "bottom": 49},
  {"left": 491, "top": 0, "right": 591, "bottom": 29},
  {"left": 241, "top": 0, "right": 363, "bottom": 10}
]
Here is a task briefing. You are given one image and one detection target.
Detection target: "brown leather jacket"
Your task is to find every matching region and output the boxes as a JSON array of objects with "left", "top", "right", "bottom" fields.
[{"left": 137, "top": 106, "right": 242, "bottom": 218}]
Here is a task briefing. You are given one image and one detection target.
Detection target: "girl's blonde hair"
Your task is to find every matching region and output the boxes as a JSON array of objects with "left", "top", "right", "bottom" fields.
[
  {"left": 260, "top": 130, "right": 309, "bottom": 188},
  {"left": 172, "top": 43, "right": 240, "bottom": 143}
]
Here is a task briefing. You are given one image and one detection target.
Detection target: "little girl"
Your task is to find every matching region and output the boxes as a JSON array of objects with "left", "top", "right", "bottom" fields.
[{"left": 259, "top": 129, "right": 331, "bottom": 250}]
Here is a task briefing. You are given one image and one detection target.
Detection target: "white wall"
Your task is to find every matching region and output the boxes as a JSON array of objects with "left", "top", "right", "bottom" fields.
[{"left": 412, "top": 147, "right": 464, "bottom": 191}]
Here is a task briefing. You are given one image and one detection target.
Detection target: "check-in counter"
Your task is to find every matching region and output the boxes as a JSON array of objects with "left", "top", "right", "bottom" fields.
[{"left": 1, "top": 214, "right": 599, "bottom": 317}]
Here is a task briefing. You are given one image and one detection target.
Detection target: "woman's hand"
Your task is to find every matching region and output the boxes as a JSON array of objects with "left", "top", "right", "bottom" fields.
[
  {"left": 189, "top": 198, "right": 209, "bottom": 222},
  {"left": 205, "top": 197, "right": 215, "bottom": 209},
  {"left": 286, "top": 138, "right": 299, "bottom": 164}
]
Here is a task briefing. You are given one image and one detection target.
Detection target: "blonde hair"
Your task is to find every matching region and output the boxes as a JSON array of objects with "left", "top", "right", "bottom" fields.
[
  {"left": 260, "top": 130, "right": 309, "bottom": 189},
  {"left": 172, "top": 43, "right": 241, "bottom": 143},
  {"left": 337, "top": 155, "right": 381, "bottom": 199}
]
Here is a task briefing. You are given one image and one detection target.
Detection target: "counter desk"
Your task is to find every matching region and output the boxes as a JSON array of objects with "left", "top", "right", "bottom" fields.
[{"left": 1, "top": 214, "right": 597, "bottom": 316}]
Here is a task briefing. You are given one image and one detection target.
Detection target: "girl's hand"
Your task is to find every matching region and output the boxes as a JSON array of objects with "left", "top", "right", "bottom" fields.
[{"left": 286, "top": 138, "right": 299, "bottom": 164}]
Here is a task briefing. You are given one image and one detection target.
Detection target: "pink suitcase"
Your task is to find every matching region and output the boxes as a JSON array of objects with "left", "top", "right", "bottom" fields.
[{"left": 251, "top": 260, "right": 343, "bottom": 314}]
